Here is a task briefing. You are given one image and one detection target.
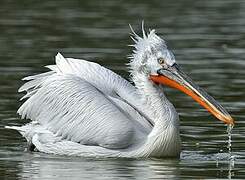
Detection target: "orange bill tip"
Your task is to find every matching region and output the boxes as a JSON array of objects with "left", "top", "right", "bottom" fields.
[{"left": 150, "top": 75, "right": 234, "bottom": 125}]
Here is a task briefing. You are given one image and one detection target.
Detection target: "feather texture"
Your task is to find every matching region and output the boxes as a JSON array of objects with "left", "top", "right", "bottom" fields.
[
  {"left": 7, "top": 27, "right": 182, "bottom": 158},
  {"left": 17, "top": 53, "right": 152, "bottom": 150}
]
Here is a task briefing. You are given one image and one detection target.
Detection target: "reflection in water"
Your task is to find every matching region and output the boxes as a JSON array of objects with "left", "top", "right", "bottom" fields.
[
  {"left": 12, "top": 152, "right": 239, "bottom": 179},
  {"left": 1, "top": 0, "right": 245, "bottom": 179},
  {"left": 17, "top": 155, "right": 179, "bottom": 179}
]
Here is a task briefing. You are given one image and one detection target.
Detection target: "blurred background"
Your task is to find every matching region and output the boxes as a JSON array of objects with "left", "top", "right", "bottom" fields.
[{"left": 0, "top": 0, "right": 245, "bottom": 179}]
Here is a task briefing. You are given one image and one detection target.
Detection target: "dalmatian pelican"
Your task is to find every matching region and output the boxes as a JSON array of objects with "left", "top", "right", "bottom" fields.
[{"left": 6, "top": 26, "right": 234, "bottom": 158}]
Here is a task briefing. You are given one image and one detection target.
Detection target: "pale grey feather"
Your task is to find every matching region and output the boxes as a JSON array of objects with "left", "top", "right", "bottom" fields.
[
  {"left": 17, "top": 53, "right": 152, "bottom": 149},
  {"left": 7, "top": 27, "right": 183, "bottom": 158}
]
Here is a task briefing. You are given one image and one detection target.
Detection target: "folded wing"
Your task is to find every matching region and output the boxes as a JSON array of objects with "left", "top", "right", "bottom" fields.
[{"left": 18, "top": 53, "right": 152, "bottom": 149}]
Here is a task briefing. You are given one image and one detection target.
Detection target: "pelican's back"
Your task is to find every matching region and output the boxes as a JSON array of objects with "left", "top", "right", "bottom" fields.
[{"left": 16, "top": 53, "right": 152, "bottom": 150}]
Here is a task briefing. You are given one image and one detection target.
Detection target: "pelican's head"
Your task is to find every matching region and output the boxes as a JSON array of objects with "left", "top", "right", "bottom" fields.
[
  {"left": 128, "top": 26, "right": 234, "bottom": 125},
  {"left": 128, "top": 28, "right": 176, "bottom": 76}
]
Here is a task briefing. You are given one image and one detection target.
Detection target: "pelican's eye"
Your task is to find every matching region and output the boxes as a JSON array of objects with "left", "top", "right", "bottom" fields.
[{"left": 157, "top": 58, "right": 165, "bottom": 65}]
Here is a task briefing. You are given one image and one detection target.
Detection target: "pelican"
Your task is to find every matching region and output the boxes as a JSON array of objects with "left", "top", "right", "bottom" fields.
[{"left": 6, "top": 26, "right": 234, "bottom": 158}]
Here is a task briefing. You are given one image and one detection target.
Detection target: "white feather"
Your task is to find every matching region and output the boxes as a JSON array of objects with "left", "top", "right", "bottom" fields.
[{"left": 8, "top": 28, "right": 181, "bottom": 158}]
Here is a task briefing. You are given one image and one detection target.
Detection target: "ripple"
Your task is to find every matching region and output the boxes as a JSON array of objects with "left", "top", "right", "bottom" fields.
[{"left": 0, "top": 0, "right": 245, "bottom": 179}]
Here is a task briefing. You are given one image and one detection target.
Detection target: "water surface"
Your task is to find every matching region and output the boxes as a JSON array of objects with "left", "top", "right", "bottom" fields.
[{"left": 1, "top": 0, "right": 245, "bottom": 179}]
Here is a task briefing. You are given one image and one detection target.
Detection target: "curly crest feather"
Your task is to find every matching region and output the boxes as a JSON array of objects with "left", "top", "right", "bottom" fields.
[{"left": 127, "top": 25, "right": 171, "bottom": 77}]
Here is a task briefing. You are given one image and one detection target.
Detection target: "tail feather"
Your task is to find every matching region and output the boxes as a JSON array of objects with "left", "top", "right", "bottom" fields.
[{"left": 5, "top": 122, "right": 62, "bottom": 145}]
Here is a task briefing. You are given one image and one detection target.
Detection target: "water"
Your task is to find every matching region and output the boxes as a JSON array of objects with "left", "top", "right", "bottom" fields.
[
  {"left": 1, "top": 0, "right": 245, "bottom": 179},
  {"left": 227, "top": 124, "right": 233, "bottom": 155}
]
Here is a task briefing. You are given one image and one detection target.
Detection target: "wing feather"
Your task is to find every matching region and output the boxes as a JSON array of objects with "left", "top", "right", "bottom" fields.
[
  {"left": 19, "top": 74, "right": 136, "bottom": 148},
  {"left": 18, "top": 53, "right": 152, "bottom": 149}
]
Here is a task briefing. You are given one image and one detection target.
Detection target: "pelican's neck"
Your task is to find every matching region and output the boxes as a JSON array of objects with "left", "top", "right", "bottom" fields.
[
  {"left": 131, "top": 72, "right": 181, "bottom": 157},
  {"left": 129, "top": 74, "right": 180, "bottom": 157},
  {"left": 132, "top": 73, "right": 178, "bottom": 129}
]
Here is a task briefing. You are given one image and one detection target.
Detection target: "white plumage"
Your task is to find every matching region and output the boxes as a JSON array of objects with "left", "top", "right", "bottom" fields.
[{"left": 6, "top": 29, "right": 184, "bottom": 158}]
